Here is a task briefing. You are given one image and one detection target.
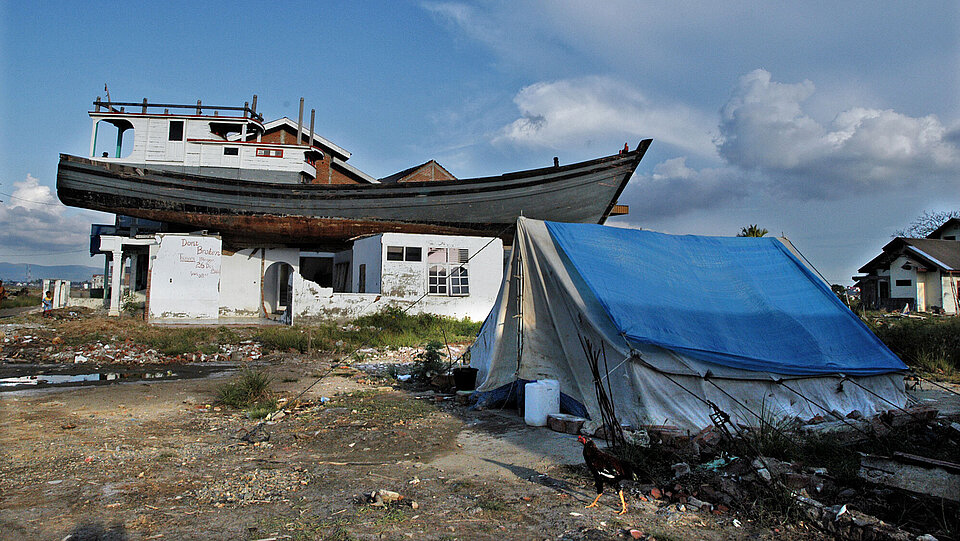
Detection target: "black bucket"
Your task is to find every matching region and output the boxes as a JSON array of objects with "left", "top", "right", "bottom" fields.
[{"left": 453, "top": 367, "right": 479, "bottom": 391}]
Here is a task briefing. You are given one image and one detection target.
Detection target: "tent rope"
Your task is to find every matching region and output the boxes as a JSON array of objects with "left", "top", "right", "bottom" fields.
[
  {"left": 775, "top": 380, "right": 875, "bottom": 440},
  {"left": 644, "top": 364, "right": 802, "bottom": 511},
  {"left": 841, "top": 376, "right": 934, "bottom": 425},
  {"left": 913, "top": 373, "right": 960, "bottom": 398},
  {"left": 703, "top": 377, "right": 807, "bottom": 449}
]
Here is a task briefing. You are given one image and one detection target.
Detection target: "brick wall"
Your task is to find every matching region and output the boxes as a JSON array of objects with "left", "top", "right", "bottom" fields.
[{"left": 398, "top": 162, "right": 456, "bottom": 183}]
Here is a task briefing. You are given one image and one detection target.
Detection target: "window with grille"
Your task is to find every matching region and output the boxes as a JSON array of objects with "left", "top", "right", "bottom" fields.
[
  {"left": 449, "top": 266, "right": 469, "bottom": 296},
  {"left": 427, "top": 247, "right": 469, "bottom": 296},
  {"left": 429, "top": 265, "right": 448, "bottom": 294}
]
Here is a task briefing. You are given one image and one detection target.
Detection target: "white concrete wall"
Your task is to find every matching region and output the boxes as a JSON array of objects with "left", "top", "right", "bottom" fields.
[
  {"left": 218, "top": 247, "right": 299, "bottom": 318},
  {"left": 888, "top": 256, "right": 918, "bottom": 308},
  {"left": 148, "top": 234, "right": 222, "bottom": 320},
  {"left": 942, "top": 275, "right": 960, "bottom": 314},
  {"left": 920, "top": 271, "right": 942, "bottom": 311},
  {"left": 68, "top": 297, "right": 105, "bottom": 309},
  {"left": 295, "top": 232, "right": 504, "bottom": 322},
  {"left": 352, "top": 236, "right": 382, "bottom": 293}
]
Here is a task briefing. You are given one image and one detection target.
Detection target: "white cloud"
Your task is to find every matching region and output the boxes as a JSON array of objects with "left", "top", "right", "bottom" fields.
[
  {"left": 607, "top": 69, "right": 960, "bottom": 220},
  {"left": 494, "top": 76, "right": 716, "bottom": 157},
  {"left": 718, "top": 69, "right": 960, "bottom": 198},
  {"left": 8, "top": 174, "right": 58, "bottom": 211},
  {"left": 0, "top": 175, "right": 99, "bottom": 252},
  {"left": 618, "top": 158, "right": 756, "bottom": 220}
]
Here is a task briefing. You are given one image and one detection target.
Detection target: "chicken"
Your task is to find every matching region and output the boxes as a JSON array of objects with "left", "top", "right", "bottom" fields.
[{"left": 578, "top": 434, "right": 632, "bottom": 514}]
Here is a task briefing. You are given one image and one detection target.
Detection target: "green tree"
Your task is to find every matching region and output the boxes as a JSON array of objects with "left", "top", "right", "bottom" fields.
[{"left": 737, "top": 224, "right": 768, "bottom": 237}]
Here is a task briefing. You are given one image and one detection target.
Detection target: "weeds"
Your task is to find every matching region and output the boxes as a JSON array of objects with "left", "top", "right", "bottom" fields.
[
  {"left": 2, "top": 293, "right": 41, "bottom": 308},
  {"left": 245, "top": 398, "right": 279, "bottom": 420},
  {"left": 476, "top": 496, "right": 507, "bottom": 512},
  {"left": 413, "top": 341, "right": 446, "bottom": 382},
  {"left": 731, "top": 400, "right": 800, "bottom": 461},
  {"left": 866, "top": 316, "right": 960, "bottom": 381},
  {"left": 216, "top": 368, "right": 276, "bottom": 419},
  {"left": 325, "top": 390, "right": 436, "bottom": 424}
]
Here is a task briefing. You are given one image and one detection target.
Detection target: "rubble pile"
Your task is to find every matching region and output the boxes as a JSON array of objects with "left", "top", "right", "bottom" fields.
[
  {"left": 608, "top": 407, "right": 959, "bottom": 541},
  {"left": 186, "top": 466, "right": 312, "bottom": 506},
  {"left": 353, "top": 344, "right": 467, "bottom": 377},
  {"left": 0, "top": 323, "right": 264, "bottom": 365}
]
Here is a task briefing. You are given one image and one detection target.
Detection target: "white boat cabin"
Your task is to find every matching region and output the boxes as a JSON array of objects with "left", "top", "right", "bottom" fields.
[{"left": 88, "top": 96, "right": 375, "bottom": 184}]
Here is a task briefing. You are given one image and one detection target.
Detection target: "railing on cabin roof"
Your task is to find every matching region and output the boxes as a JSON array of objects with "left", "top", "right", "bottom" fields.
[{"left": 92, "top": 96, "right": 263, "bottom": 122}]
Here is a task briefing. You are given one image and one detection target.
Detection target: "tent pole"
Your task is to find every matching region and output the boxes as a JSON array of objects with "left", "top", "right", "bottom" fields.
[{"left": 515, "top": 249, "right": 523, "bottom": 370}]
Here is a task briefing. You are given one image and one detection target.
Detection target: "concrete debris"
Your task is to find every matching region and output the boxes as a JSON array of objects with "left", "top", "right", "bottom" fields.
[
  {"left": 859, "top": 452, "right": 960, "bottom": 502},
  {"left": 546, "top": 413, "right": 586, "bottom": 435},
  {"left": 670, "top": 462, "right": 691, "bottom": 478}
]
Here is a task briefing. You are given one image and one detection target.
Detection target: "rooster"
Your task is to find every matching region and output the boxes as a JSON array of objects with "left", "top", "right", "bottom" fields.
[{"left": 578, "top": 435, "right": 632, "bottom": 514}]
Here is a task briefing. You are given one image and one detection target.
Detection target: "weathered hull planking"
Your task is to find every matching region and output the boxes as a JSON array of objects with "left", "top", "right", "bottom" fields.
[{"left": 57, "top": 140, "right": 651, "bottom": 246}]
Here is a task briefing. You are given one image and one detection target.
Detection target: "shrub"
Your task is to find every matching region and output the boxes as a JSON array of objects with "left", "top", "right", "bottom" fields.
[
  {"left": 217, "top": 368, "right": 273, "bottom": 408},
  {"left": 413, "top": 341, "right": 446, "bottom": 382},
  {"left": 866, "top": 317, "right": 960, "bottom": 380}
]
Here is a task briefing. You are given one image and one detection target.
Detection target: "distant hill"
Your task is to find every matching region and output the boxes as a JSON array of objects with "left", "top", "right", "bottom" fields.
[{"left": 0, "top": 263, "right": 100, "bottom": 283}]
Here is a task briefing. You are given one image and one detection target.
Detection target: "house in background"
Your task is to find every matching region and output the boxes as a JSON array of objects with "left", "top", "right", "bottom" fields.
[{"left": 854, "top": 218, "right": 960, "bottom": 313}]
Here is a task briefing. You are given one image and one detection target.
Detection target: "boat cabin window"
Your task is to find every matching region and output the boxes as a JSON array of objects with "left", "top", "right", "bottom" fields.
[
  {"left": 209, "top": 122, "right": 243, "bottom": 140},
  {"left": 256, "top": 148, "right": 283, "bottom": 158},
  {"left": 223, "top": 147, "right": 239, "bottom": 156},
  {"left": 168, "top": 121, "right": 184, "bottom": 142},
  {"left": 92, "top": 118, "right": 135, "bottom": 159}
]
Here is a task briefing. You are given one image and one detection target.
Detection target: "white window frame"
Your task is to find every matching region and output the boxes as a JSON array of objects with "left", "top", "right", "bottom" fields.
[{"left": 426, "top": 247, "right": 469, "bottom": 296}]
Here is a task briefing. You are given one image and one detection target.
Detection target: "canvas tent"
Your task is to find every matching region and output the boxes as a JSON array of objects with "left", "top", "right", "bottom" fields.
[{"left": 469, "top": 218, "right": 907, "bottom": 432}]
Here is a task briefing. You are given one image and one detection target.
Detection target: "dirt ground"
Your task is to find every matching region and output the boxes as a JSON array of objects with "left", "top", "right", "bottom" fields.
[{"left": 0, "top": 353, "right": 822, "bottom": 541}]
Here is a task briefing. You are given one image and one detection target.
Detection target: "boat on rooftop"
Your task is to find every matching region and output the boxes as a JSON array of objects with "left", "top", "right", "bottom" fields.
[{"left": 56, "top": 96, "right": 651, "bottom": 248}]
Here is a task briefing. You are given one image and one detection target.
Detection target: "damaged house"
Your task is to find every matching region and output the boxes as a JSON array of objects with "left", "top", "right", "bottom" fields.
[{"left": 854, "top": 218, "right": 960, "bottom": 313}]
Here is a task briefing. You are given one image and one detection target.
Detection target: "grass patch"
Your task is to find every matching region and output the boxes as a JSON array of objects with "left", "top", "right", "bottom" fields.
[
  {"left": 51, "top": 318, "right": 254, "bottom": 356},
  {"left": 359, "top": 505, "right": 407, "bottom": 526},
  {"left": 2, "top": 294, "right": 41, "bottom": 308},
  {"left": 217, "top": 368, "right": 272, "bottom": 408},
  {"left": 253, "top": 307, "right": 482, "bottom": 354},
  {"left": 142, "top": 326, "right": 221, "bottom": 355},
  {"left": 256, "top": 515, "right": 356, "bottom": 541},
  {"left": 255, "top": 326, "right": 314, "bottom": 353},
  {"left": 476, "top": 496, "right": 507, "bottom": 512},
  {"left": 865, "top": 316, "right": 960, "bottom": 381},
  {"left": 245, "top": 397, "right": 279, "bottom": 420},
  {"left": 325, "top": 390, "right": 437, "bottom": 425}
]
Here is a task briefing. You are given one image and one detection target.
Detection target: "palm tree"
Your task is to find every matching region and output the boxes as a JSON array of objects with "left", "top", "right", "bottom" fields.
[{"left": 738, "top": 224, "right": 768, "bottom": 237}]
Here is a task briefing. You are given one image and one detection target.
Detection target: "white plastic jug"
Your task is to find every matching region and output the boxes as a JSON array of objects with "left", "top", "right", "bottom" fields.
[{"left": 524, "top": 380, "right": 560, "bottom": 426}]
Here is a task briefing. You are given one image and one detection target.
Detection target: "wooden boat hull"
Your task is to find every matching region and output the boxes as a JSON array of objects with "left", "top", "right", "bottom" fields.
[{"left": 57, "top": 140, "right": 650, "bottom": 247}]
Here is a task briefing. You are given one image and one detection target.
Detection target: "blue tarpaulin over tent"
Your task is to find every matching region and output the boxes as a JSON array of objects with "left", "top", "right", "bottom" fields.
[{"left": 544, "top": 221, "right": 906, "bottom": 376}]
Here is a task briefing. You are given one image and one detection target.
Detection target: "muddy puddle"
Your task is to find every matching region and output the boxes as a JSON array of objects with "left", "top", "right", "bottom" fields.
[{"left": 0, "top": 363, "right": 235, "bottom": 392}]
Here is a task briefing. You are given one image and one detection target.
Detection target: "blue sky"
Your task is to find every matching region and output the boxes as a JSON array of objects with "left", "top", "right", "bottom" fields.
[{"left": 1, "top": 1, "right": 958, "bottom": 284}]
